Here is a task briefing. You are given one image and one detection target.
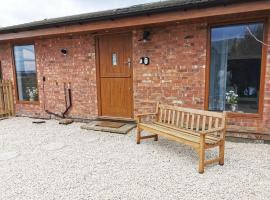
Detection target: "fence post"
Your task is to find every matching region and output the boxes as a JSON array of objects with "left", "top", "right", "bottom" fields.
[{"left": 8, "top": 81, "right": 15, "bottom": 116}]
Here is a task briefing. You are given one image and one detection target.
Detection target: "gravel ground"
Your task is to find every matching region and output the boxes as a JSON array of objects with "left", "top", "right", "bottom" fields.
[{"left": 0, "top": 117, "right": 269, "bottom": 200}]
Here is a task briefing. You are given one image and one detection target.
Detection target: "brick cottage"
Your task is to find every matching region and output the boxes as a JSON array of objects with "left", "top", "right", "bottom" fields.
[{"left": 0, "top": 0, "right": 269, "bottom": 140}]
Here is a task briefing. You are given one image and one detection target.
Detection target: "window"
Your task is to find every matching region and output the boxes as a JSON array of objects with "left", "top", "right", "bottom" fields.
[
  {"left": 13, "top": 45, "right": 38, "bottom": 102},
  {"left": 209, "top": 22, "right": 264, "bottom": 113}
]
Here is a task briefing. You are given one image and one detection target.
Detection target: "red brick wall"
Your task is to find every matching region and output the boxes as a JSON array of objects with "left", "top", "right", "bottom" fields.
[
  {"left": 0, "top": 34, "right": 98, "bottom": 119},
  {"left": 132, "top": 22, "right": 207, "bottom": 114},
  {"left": 0, "top": 43, "right": 14, "bottom": 80},
  {"left": 0, "top": 19, "right": 270, "bottom": 138}
]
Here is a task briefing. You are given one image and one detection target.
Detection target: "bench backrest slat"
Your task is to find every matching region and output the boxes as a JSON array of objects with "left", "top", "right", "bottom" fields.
[
  {"left": 156, "top": 103, "right": 225, "bottom": 132},
  {"left": 180, "top": 112, "right": 184, "bottom": 127},
  {"left": 159, "top": 108, "right": 163, "bottom": 122},
  {"left": 208, "top": 116, "right": 213, "bottom": 130},
  {"left": 176, "top": 111, "right": 180, "bottom": 127},
  {"left": 168, "top": 109, "right": 171, "bottom": 124},
  {"left": 190, "top": 114, "right": 195, "bottom": 131},
  {"left": 202, "top": 115, "right": 206, "bottom": 131},
  {"left": 163, "top": 109, "right": 167, "bottom": 123},
  {"left": 186, "top": 113, "right": 189, "bottom": 128},
  {"left": 196, "top": 115, "right": 200, "bottom": 131},
  {"left": 215, "top": 118, "right": 219, "bottom": 128},
  {"left": 172, "top": 110, "right": 176, "bottom": 125}
]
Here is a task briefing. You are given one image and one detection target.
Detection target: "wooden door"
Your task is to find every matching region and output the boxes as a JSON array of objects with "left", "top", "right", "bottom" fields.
[{"left": 97, "top": 33, "right": 133, "bottom": 118}]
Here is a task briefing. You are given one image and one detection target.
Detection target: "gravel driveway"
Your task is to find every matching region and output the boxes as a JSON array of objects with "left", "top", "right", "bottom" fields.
[{"left": 0, "top": 117, "right": 269, "bottom": 200}]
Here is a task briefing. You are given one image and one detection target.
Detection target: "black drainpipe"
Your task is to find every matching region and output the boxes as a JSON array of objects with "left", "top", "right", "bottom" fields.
[
  {"left": 43, "top": 77, "right": 73, "bottom": 119},
  {"left": 62, "top": 83, "right": 72, "bottom": 118}
]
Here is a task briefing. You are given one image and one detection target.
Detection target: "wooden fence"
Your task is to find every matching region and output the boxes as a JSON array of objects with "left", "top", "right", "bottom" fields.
[{"left": 0, "top": 80, "right": 15, "bottom": 118}]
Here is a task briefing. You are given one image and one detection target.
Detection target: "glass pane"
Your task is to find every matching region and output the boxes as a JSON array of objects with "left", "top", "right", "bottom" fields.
[
  {"left": 14, "top": 45, "right": 38, "bottom": 101},
  {"left": 112, "top": 53, "right": 117, "bottom": 66},
  {"left": 209, "top": 22, "right": 264, "bottom": 113}
]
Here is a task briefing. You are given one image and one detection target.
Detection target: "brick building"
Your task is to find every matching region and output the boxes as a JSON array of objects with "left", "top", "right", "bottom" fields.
[{"left": 0, "top": 0, "right": 269, "bottom": 140}]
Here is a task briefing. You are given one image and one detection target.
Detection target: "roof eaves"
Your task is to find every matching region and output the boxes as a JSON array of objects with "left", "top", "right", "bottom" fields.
[{"left": 0, "top": 0, "right": 259, "bottom": 34}]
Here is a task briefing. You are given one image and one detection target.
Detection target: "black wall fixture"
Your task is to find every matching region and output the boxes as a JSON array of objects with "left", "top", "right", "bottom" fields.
[
  {"left": 61, "top": 48, "right": 68, "bottom": 55},
  {"left": 139, "top": 30, "right": 151, "bottom": 42}
]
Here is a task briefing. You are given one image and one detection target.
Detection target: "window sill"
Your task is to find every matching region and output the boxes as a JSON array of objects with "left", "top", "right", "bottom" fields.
[
  {"left": 226, "top": 111, "right": 262, "bottom": 119},
  {"left": 16, "top": 101, "right": 40, "bottom": 105}
]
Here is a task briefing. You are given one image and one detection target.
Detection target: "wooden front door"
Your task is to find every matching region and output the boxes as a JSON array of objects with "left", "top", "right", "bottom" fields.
[{"left": 97, "top": 33, "right": 133, "bottom": 118}]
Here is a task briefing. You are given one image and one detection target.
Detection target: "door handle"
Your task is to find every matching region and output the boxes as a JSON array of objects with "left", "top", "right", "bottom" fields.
[{"left": 124, "top": 58, "right": 131, "bottom": 68}]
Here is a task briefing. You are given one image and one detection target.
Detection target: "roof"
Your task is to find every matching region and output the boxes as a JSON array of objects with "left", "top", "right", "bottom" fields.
[{"left": 0, "top": 0, "right": 263, "bottom": 34}]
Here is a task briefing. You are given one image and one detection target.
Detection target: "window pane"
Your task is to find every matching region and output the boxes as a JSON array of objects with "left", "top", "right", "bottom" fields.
[
  {"left": 14, "top": 45, "right": 38, "bottom": 101},
  {"left": 209, "top": 22, "right": 264, "bottom": 113}
]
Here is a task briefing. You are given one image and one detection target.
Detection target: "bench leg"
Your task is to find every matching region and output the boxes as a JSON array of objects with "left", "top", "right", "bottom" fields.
[
  {"left": 136, "top": 127, "right": 141, "bottom": 144},
  {"left": 154, "top": 134, "right": 158, "bottom": 141},
  {"left": 219, "top": 140, "right": 225, "bottom": 166},
  {"left": 198, "top": 135, "right": 205, "bottom": 174}
]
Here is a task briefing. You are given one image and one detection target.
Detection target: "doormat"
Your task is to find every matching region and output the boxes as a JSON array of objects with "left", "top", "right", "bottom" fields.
[
  {"left": 81, "top": 120, "right": 136, "bottom": 134},
  {"left": 95, "top": 121, "right": 125, "bottom": 128}
]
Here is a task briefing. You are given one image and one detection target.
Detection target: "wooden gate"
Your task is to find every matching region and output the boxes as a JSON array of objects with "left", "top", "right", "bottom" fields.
[{"left": 0, "top": 80, "right": 14, "bottom": 118}]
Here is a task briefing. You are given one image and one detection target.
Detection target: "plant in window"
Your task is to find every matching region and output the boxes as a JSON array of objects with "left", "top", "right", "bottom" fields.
[
  {"left": 26, "top": 87, "right": 38, "bottom": 101},
  {"left": 226, "top": 90, "right": 239, "bottom": 112}
]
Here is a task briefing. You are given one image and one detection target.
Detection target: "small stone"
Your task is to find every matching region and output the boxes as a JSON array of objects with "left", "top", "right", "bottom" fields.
[
  {"left": 0, "top": 151, "right": 19, "bottom": 161},
  {"left": 43, "top": 142, "right": 66, "bottom": 151},
  {"left": 59, "top": 119, "right": 74, "bottom": 125}
]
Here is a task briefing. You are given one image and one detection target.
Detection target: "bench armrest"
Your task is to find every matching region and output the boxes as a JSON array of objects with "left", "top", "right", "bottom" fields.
[
  {"left": 200, "top": 127, "right": 226, "bottom": 137},
  {"left": 135, "top": 113, "right": 158, "bottom": 123}
]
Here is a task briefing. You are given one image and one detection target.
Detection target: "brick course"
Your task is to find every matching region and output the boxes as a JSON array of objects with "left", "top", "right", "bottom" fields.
[{"left": 0, "top": 19, "right": 270, "bottom": 138}]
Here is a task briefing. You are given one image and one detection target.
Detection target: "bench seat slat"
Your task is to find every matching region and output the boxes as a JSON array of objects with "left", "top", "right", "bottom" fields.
[
  {"left": 139, "top": 123, "right": 220, "bottom": 145},
  {"left": 154, "top": 122, "right": 220, "bottom": 142}
]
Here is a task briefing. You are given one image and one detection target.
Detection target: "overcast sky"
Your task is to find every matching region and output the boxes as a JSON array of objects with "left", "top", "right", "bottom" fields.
[{"left": 0, "top": 0, "right": 161, "bottom": 27}]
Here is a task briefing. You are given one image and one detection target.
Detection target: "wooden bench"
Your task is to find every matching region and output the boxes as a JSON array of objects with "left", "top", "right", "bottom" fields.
[{"left": 136, "top": 103, "right": 226, "bottom": 173}]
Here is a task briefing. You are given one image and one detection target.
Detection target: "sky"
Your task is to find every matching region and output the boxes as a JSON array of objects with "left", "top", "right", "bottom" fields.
[{"left": 0, "top": 0, "right": 161, "bottom": 27}]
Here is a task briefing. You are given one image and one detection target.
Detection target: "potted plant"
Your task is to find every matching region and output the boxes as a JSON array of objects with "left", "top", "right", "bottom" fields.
[
  {"left": 226, "top": 90, "right": 239, "bottom": 112},
  {"left": 26, "top": 87, "right": 38, "bottom": 101}
]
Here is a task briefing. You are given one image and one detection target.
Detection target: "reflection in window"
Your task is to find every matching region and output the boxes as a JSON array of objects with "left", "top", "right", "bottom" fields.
[
  {"left": 209, "top": 22, "right": 264, "bottom": 113},
  {"left": 14, "top": 45, "right": 38, "bottom": 101},
  {"left": 112, "top": 53, "right": 117, "bottom": 66}
]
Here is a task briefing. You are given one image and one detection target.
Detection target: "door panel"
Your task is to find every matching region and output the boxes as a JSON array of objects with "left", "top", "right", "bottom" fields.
[
  {"left": 98, "top": 33, "right": 133, "bottom": 118},
  {"left": 100, "top": 78, "right": 132, "bottom": 117}
]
